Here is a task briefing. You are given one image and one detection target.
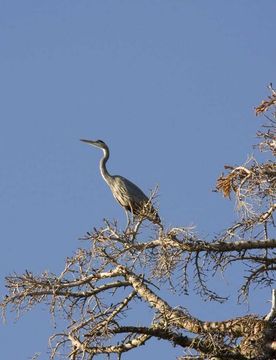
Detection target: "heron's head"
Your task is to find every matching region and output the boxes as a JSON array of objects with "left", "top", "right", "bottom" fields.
[{"left": 80, "top": 139, "right": 108, "bottom": 151}]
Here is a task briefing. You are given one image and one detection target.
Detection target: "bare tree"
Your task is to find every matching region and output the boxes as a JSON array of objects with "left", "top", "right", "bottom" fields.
[{"left": 1, "top": 87, "right": 276, "bottom": 359}]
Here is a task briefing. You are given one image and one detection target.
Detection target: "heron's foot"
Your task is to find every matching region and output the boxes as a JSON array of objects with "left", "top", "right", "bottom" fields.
[{"left": 123, "top": 225, "right": 136, "bottom": 242}]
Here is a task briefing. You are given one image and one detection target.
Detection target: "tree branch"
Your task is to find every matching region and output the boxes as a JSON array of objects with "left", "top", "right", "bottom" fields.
[
  {"left": 112, "top": 326, "right": 247, "bottom": 359},
  {"left": 125, "top": 237, "right": 276, "bottom": 254},
  {"left": 118, "top": 264, "right": 267, "bottom": 338},
  {"left": 265, "top": 289, "right": 276, "bottom": 321}
]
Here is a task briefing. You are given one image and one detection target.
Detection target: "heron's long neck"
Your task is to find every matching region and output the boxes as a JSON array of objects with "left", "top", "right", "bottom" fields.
[{"left": 100, "top": 148, "right": 113, "bottom": 185}]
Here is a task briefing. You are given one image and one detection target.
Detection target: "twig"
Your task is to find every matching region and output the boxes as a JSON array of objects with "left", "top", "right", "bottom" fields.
[{"left": 264, "top": 289, "right": 276, "bottom": 321}]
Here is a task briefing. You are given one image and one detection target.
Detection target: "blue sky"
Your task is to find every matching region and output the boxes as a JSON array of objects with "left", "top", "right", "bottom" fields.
[{"left": 1, "top": 1, "right": 276, "bottom": 359}]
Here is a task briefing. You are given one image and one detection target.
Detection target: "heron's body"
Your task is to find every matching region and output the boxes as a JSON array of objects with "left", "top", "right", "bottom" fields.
[{"left": 81, "top": 139, "right": 160, "bottom": 225}]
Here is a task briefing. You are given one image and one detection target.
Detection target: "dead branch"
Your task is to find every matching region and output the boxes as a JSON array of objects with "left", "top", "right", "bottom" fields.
[{"left": 265, "top": 289, "right": 276, "bottom": 321}]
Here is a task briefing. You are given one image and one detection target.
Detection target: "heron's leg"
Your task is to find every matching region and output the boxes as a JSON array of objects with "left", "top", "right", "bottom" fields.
[
  {"left": 124, "top": 209, "right": 131, "bottom": 230},
  {"left": 133, "top": 217, "right": 142, "bottom": 234},
  {"left": 158, "top": 223, "right": 164, "bottom": 238},
  {"left": 129, "top": 204, "right": 135, "bottom": 225}
]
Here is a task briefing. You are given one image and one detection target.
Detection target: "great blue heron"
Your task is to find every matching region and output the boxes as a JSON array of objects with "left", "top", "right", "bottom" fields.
[{"left": 80, "top": 139, "right": 161, "bottom": 227}]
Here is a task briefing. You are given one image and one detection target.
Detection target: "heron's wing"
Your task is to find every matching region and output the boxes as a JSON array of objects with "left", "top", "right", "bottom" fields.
[
  {"left": 111, "top": 176, "right": 160, "bottom": 223},
  {"left": 111, "top": 176, "right": 148, "bottom": 211}
]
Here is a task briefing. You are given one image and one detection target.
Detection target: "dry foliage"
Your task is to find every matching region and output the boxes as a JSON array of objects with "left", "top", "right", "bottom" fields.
[
  {"left": 255, "top": 83, "right": 276, "bottom": 157},
  {"left": 1, "top": 87, "right": 276, "bottom": 359},
  {"left": 255, "top": 83, "right": 276, "bottom": 116}
]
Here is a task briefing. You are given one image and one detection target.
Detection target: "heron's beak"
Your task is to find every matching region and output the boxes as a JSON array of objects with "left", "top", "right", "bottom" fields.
[{"left": 80, "top": 139, "right": 96, "bottom": 145}]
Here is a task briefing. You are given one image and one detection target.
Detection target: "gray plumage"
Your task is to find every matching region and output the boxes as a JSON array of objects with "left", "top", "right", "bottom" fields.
[{"left": 80, "top": 139, "right": 161, "bottom": 225}]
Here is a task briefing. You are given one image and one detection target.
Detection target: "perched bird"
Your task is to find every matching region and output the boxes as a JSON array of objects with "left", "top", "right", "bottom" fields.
[{"left": 80, "top": 139, "right": 161, "bottom": 226}]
